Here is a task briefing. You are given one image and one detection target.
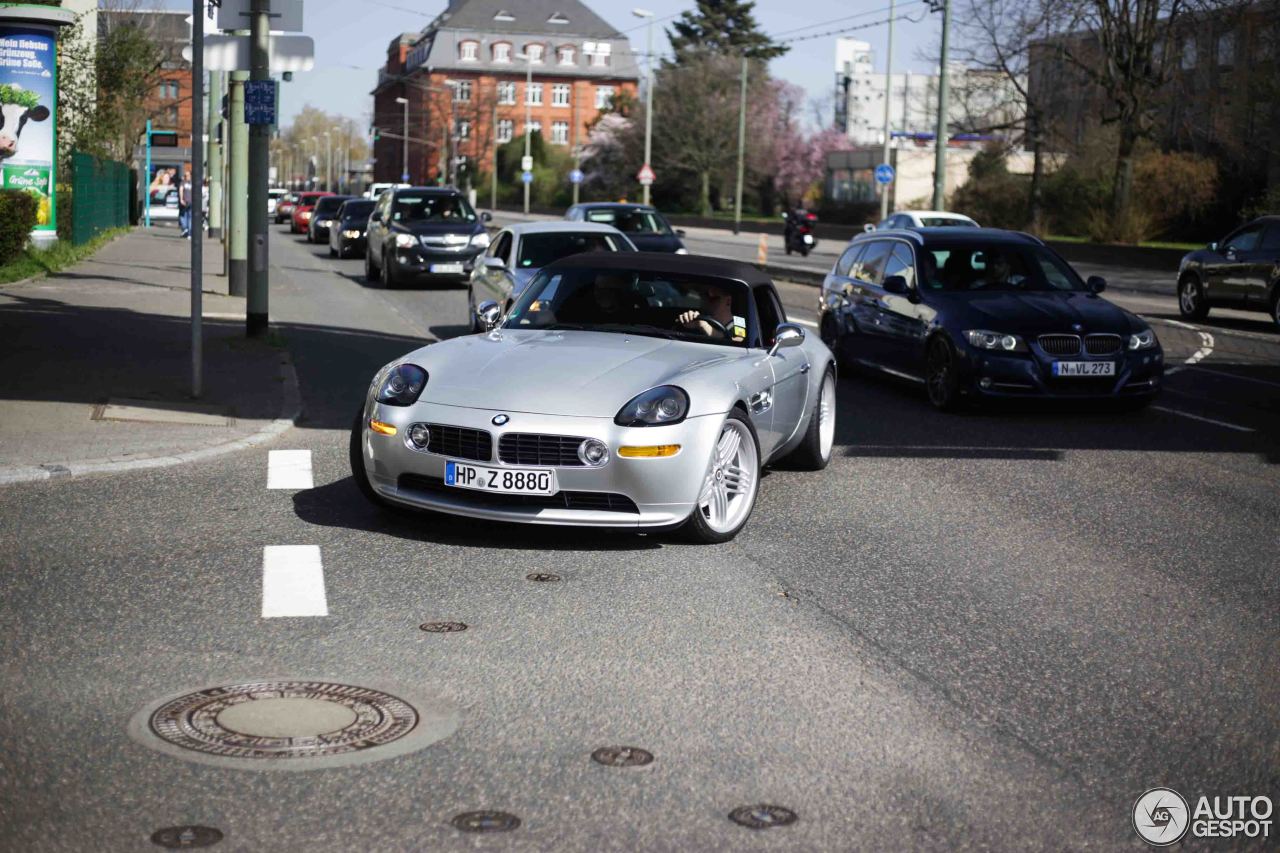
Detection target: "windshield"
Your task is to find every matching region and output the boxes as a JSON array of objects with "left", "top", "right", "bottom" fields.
[
  {"left": 340, "top": 201, "right": 375, "bottom": 220},
  {"left": 392, "top": 193, "right": 477, "bottom": 223},
  {"left": 922, "top": 244, "right": 1087, "bottom": 293},
  {"left": 314, "top": 197, "right": 350, "bottom": 215},
  {"left": 516, "top": 232, "right": 633, "bottom": 268},
  {"left": 920, "top": 217, "right": 976, "bottom": 227},
  {"left": 504, "top": 267, "right": 752, "bottom": 347},
  {"left": 584, "top": 208, "right": 671, "bottom": 235}
]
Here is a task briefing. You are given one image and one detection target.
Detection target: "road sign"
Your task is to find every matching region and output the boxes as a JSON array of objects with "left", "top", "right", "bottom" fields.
[
  {"left": 569, "top": 168, "right": 583, "bottom": 184},
  {"left": 637, "top": 163, "right": 655, "bottom": 186},
  {"left": 521, "top": 155, "right": 533, "bottom": 172},
  {"left": 521, "top": 170, "right": 534, "bottom": 184},
  {"left": 216, "top": 0, "right": 304, "bottom": 33},
  {"left": 182, "top": 34, "right": 315, "bottom": 72},
  {"left": 244, "top": 80, "right": 276, "bottom": 126},
  {"left": 874, "top": 163, "right": 895, "bottom": 185}
]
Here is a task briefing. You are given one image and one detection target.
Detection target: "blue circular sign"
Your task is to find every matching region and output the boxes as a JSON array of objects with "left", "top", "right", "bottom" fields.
[
  {"left": 874, "top": 163, "right": 895, "bottom": 185},
  {"left": 521, "top": 170, "right": 533, "bottom": 184},
  {"left": 569, "top": 168, "right": 584, "bottom": 184}
]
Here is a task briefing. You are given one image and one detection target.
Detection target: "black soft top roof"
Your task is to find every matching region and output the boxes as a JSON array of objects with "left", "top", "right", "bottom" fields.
[{"left": 545, "top": 252, "right": 773, "bottom": 287}]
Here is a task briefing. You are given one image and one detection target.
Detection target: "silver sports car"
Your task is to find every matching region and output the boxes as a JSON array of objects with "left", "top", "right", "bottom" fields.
[{"left": 350, "top": 254, "right": 837, "bottom": 543}]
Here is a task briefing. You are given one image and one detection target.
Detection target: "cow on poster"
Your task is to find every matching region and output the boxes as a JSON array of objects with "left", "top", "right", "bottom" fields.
[{"left": 0, "top": 25, "right": 56, "bottom": 230}]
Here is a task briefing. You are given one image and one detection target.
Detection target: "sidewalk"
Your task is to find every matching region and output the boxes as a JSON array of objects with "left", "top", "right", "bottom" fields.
[{"left": 0, "top": 227, "right": 298, "bottom": 485}]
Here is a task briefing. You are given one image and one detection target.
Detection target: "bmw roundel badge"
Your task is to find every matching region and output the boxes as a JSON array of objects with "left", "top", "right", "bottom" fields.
[{"left": 492, "top": 414, "right": 509, "bottom": 426}]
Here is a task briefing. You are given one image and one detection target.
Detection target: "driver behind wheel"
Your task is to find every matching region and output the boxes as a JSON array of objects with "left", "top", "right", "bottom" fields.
[{"left": 677, "top": 284, "right": 739, "bottom": 340}]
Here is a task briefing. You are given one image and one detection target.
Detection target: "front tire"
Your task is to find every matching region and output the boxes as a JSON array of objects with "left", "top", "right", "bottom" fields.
[
  {"left": 381, "top": 251, "right": 396, "bottom": 289},
  {"left": 364, "top": 247, "right": 377, "bottom": 281},
  {"left": 926, "top": 335, "right": 963, "bottom": 411},
  {"left": 1179, "top": 273, "right": 1210, "bottom": 320},
  {"left": 680, "top": 409, "right": 760, "bottom": 544},
  {"left": 1270, "top": 288, "right": 1280, "bottom": 330},
  {"left": 787, "top": 367, "right": 836, "bottom": 470}
]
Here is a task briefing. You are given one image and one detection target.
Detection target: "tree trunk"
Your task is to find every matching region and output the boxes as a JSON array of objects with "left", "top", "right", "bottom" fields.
[
  {"left": 1027, "top": 118, "right": 1044, "bottom": 234},
  {"left": 699, "top": 170, "right": 711, "bottom": 217},
  {"left": 1112, "top": 125, "right": 1138, "bottom": 230}
]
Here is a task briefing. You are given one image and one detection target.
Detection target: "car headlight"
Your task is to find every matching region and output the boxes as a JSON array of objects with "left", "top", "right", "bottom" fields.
[
  {"left": 470, "top": 231, "right": 491, "bottom": 249},
  {"left": 674, "top": 247, "right": 689, "bottom": 255},
  {"left": 1129, "top": 329, "right": 1157, "bottom": 350},
  {"left": 614, "top": 385, "right": 689, "bottom": 426},
  {"left": 395, "top": 233, "right": 418, "bottom": 249},
  {"left": 317, "top": 219, "right": 332, "bottom": 228},
  {"left": 342, "top": 229, "right": 361, "bottom": 238},
  {"left": 965, "top": 329, "right": 1027, "bottom": 352},
  {"left": 577, "top": 438, "right": 609, "bottom": 467},
  {"left": 376, "top": 363, "right": 428, "bottom": 406}
]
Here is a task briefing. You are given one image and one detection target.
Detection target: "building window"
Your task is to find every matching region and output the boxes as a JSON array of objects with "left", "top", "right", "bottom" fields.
[
  {"left": 1217, "top": 32, "right": 1234, "bottom": 67},
  {"left": 551, "top": 121, "right": 569, "bottom": 144},
  {"left": 584, "top": 41, "right": 611, "bottom": 67},
  {"left": 552, "top": 83, "right": 571, "bottom": 107},
  {"left": 457, "top": 120, "right": 471, "bottom": 140},
  {"left": 497, "top": 81, "right": 516, "bottom": 104},
  {"left": 525, "top": 43, "right": 544, "bottom": 64},
  {"left": 496, "top": 119, "right": 513, "bottom": 143},
  {"left": 158, "top": 81, "right": 179, "bottom": 99},
  {"left": 594, "top": 85, "right": 614, "bottom": 109},
  {"left": 453, "top": 80, "right": 472, "bottom": 102},
  {"left": 557, "top": 45, "right": 575, "bottom": 65},
  {"left": 526, "top": 82, "right": 543, "bottom": 105},
  {"left": 459, "top": 40, "right": 478, "bottom": 62},
  {"left": 493, "top": 42, "right": 511, "bottom": 63},
  {"left": 1182, "top": 37, "right": 1197, "bottom": 70},
  {"left": 526, "top": 120, "right": 542, "bottom": 137}
]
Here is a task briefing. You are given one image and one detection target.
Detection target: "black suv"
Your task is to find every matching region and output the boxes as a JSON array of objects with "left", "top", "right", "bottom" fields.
[
  {"left": 1177, "top": 216, "right": 1280, "bottom": 328},
  {"left": 364, "top": 187, "right": 492, "bottom": 288}
]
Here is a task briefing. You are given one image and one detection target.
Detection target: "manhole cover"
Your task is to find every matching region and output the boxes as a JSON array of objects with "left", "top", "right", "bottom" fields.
[
  {"left": 728, "top": 805, "right": 798, "bottom": 829},
  {"left": 150, "top": 826, "right": 223, "bottom": 848},
  {"left": 131, "top": 680, "right": 460, "bottom": 770},
  {"left": 526, "top": 573, "right": 561, "bottom": 583},
  {"left": 450, "top": 811, "right": 521, "bottom": 833},
  {"left": 420, "top": 621, "right": 468, "bottom": 633},
  {"left": 591, "top": 746, "right": 654, "bottom": 767}
]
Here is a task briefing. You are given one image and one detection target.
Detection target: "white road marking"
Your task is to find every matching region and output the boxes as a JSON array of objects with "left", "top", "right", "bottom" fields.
[
  {"left": 1164, "top": 331, "right": 1214, "bottom": 376},
  {"left": 262, "top": 545, "right": 328, "bottom": 617},
  {"left": 1161, "top": 318, "right": 1199, "bottom": 330},
  {"left": 1151, "top": 406, "right": 1255, "bottom": 433},
  {"left": 267, "top": 449, "right": 313, "bottom": 489}
]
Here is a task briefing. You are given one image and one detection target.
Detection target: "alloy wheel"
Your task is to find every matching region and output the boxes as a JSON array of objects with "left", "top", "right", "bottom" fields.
[
  {"left": 1180, "top": 280, "right": 1198, "bottom": 315},
  {"left": 696, "top": 419, "right": 758, "bottom": 534},
  {"left": 818, "top": 371, "right": 836, "bottom": 460}
]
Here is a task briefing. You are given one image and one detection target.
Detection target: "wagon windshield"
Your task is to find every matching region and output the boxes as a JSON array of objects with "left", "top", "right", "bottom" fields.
[
  {"left": 921, "top": 243, "right": 1088, "bottom": 293},
  {"left": 504, "top": 267, "right": 753, "bottom": 347}
]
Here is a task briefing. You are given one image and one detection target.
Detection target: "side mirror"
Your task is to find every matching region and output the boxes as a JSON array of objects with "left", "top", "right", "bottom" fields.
[
  {"left": 768, "top": 322, "right": 805, "bottom": 357},
  {"left": 477, "top": 300, "right": 501, "bottom": 331},
  {"left": 882, "top": 275, "right": 909, "bottom": 295},
  {"left": 481, "top": 211, "right": 492, "bottom": 222},
  {"left": 675, "top": 228, "right": 686, "bottom": 237},
  {"left": 1207, "top": 241, "right": 1218, "bottom": 252},
  {"left": 1086, "top": 275, "right": 1107, "bottom": 294},
  {"left": 482, "top": 256, "right": 506, "bottom": 270},
  {"left": 862, "top": 223, "right": 875, "bottom": 233}
]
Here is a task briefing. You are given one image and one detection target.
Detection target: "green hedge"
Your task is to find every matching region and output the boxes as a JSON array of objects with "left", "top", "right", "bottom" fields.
[{"left": 0, "top": 190, "right": 38, "bottom": 265}]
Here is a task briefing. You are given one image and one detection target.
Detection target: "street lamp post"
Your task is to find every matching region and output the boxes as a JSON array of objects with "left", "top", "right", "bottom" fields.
[
  {"left": 516, "top": 52, "right": 534, "bottom": 214},
  {"left": 931, "top": 0, "right": 952, "bottom": 210},
  {"left": 880, "top": 0, "right": 896, "bottom": 220},
  {"left": 324, "top": 130, "right": 332, "bottom": 191},
  {"left": 395, "top": 95, "right": 409, "bottom": 183},
  {"left": 633, "top": 8, "right": 654, "bottom": 205}
]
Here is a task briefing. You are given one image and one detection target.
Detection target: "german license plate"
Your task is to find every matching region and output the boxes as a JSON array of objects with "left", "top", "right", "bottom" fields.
[
  {"left": 429, "top": 262, "right": 464, "bottom": 274},
  {"left": 1053, "top": 361, "right": 1115, "bottom": 377},
  {"left": 445, "top": 460, "right": 557, "bottom": 495}
]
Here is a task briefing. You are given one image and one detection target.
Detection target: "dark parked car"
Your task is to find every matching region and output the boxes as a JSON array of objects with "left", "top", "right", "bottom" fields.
[
  {"left": 328, "top": 198, "right": 376, "bottom": 259},
  {"left": 364, "top": 187, "right": 492, "bottom": 288},
  {"left": 818, "top": 228, "right": 1164, "bottom": 410},
  {"left": 565, "top": 203, "right": 687, "bottom": 253},
  {"left": 307, "top": 194, "right": 354, "bottom": 244},
  {"left": 1176, "top": 215, "right": 1280, "bottom": 328},
  {"left": 290, "top": 191, "right": 333, "bottom": 234}
]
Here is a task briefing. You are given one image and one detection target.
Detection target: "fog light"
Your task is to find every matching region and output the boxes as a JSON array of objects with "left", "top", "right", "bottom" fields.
[
  {"left": 407, "top": 423, "right": 431, "bottom": 449},
  {"left": 369, "top": 419, "right": 397, "bottom": 435},
  {"left": 979, "top": 377, "right": 993, "bottom": 390},
  {"left": 618, "top": 445, "right": 681, "bottom": 458},
  {"left": 578, "top": 438, "right": 609, "bottom": 467}
]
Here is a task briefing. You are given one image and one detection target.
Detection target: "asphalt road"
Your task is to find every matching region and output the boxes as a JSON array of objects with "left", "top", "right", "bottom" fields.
[{"left": 1, "top": 225, "right": 1277, "bottom": 851}]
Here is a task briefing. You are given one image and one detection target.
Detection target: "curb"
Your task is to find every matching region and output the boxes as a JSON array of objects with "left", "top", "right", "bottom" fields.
[{"left": 0, "top": 351, "right": 302, "bottom": 487}]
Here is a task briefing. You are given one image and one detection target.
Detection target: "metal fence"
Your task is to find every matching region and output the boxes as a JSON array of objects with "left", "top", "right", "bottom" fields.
[{"left": 70, "top": 152, "right": 131, "bottom": 246}]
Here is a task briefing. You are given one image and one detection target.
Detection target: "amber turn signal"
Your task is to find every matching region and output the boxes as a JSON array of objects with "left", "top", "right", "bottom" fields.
[
  {"left": 617, "top": 444, "right": 680, "bottom": 458},
  {"left": 369, "top": 419, "right": 397, "bottom": 435}
]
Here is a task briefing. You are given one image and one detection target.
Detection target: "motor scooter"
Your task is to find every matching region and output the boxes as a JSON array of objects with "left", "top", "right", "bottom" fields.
[{"left": 782, "top": 209, "right": 818, "bottom": 256}]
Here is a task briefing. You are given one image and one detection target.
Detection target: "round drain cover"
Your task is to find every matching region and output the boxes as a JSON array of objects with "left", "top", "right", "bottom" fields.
[
  {"left": 419, "top": 621, "right": 467, "bottom": 633},
  {"left": 728, "top": 804, "right": 798, "bottom": 829},
  {"left": 131, "top": 680, "right": 460, "bottom": 770},
  {"left": 450, "top": 811, "right": 521, "bottom": 833},
  {"left": 150, "top": 826, "right": 223, "bottom": 848},
  {"left": 526, "top": 573, "right": 561, "bottom": 583},
  {"left": 591, "top": 746, "right": 654, "bottom": 767}
]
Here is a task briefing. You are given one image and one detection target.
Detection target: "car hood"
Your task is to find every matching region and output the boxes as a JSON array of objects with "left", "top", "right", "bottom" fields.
[
  {"left": 936, "top": 291, "right": 1142, "bottom": 335},
  {"left": 627, "top": 233, "right": 684, "bottom": 253},
  {"left": 405, "top": 329, "right": 740, "bottom": 417}
]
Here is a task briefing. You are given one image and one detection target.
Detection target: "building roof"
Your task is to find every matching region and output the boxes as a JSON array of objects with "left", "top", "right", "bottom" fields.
[{"left": 438, "top": 0, "right": 622, "bottom": 38}]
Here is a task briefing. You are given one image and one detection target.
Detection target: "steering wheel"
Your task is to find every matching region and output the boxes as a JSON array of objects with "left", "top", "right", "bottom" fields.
[{"left": 693, "top": 314, "right": 729, "bottom": 336}]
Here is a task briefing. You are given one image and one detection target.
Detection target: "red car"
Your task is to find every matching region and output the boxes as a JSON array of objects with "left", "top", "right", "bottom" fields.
[{"left": 290, "top": 191, "right": 334, "bottom": 234}]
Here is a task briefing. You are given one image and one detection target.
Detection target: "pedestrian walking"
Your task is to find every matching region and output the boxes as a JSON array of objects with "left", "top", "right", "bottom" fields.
[{"left": 178, "top": 170, "right": 193, "bottom": 238}]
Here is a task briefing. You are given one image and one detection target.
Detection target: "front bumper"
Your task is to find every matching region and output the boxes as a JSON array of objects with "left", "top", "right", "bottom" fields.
[
  {"left": 359, "top": 400, "right": 721, "bottom": 528},
  {"left": 957, "top": 343, "right": 1164, "bottom": 399},
  {"left": 389, "top": 246, "right": 483, "bottom": 280}
]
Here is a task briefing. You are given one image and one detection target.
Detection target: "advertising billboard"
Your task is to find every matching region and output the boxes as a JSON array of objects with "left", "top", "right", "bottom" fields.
[{"left": 0, "top": 24, "right": 57, "bottom": 234}]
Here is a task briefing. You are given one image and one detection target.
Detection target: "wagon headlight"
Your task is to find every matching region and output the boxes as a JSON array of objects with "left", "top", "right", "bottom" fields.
[
  {"left": 376, "top": 364, "right": 428, "bottom": 406},
  {"left": 342, "top": 229, "right": 361, "bottom": 238},
  {"left": 395, "top": 233, "right": 418, "bottom": 249},
  {"left": 965, "top": 329, "right": 1027, "bottom": 352},
  {"left": 1128, "top": 329, "right": 1156, "bottom": 350},
  {"left": 470, "top": 231, "right": 491, "bottom": 249},
  {"left": 614, "top": 385, "right": 689, "bottom": 426}
]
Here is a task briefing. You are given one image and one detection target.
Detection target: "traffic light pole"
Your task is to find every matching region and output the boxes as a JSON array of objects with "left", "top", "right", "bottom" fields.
[
  {"left": 246, "top": 0, "right": 269, "bottom": 337},
  {"left": 228, "top": 64, "right": 248, "bottom": 297}
]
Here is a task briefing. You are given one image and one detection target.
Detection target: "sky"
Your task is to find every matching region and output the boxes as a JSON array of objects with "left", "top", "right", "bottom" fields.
[{"left": 161, "top": 0, "right": 946, "bottom": 132}]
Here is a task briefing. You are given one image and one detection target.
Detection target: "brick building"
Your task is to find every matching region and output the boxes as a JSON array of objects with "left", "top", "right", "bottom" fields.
[{"left": 371, "top": 0, "right": 639, "bottom": 186}]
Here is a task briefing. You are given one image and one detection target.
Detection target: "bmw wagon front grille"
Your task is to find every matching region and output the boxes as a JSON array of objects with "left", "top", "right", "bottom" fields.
[
  {"left": 1084, "top": 334, "right": 1122, "bottom": 355},
  {"left": 1038, "top": 334, "right": 1081, "bottom": 356}
]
